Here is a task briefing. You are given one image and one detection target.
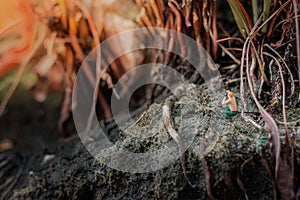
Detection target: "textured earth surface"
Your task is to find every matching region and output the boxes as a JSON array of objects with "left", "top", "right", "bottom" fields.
[{"left": 0, "top": 84, "right": 299, "bottom": 199}]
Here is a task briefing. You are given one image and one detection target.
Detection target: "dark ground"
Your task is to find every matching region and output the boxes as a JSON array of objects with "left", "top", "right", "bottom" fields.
[{"left": 0, "top": 84, "right": 299, "bottom": 199}]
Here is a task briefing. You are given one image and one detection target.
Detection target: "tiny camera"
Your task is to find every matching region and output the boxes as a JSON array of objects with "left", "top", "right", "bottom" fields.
[{"left": 224, "top": 91, "right": 228, "bottom": 97}]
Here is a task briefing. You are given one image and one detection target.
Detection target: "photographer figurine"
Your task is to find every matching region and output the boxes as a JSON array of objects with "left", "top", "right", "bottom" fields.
[{"left": 221, "top": 90, "right": 238, "bottom": 121}]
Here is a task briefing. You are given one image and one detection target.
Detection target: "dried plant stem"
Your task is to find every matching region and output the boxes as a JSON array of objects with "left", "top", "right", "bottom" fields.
[
  {"left": 264, "top": 51, "right": 294, "bottom": 200},
  {"left": 74, "top": 0, "right": 101, "bottom": 75},
  {"left": 193, "top": 1, "right": 202, "bottom": 45},
  {"left": 217, "top": 37, "right": 244, "bottom": 43},
  {"left": 150, "top": 0, "right": 163, "bottom": 27},
  {"left": 163, "top": 102, "right": 195, "bottom": 188},
  {"left": 244, "top": 46, "right": 264, "bottom": 130},
  {"left": 239, "top": 40, "right": 263, "bottom": 130},
  {"left": 202, "top": 0, "right": 210, "bottom": 51},
  {"left": 157, "top": 0, "right": 165, "bottom": 12},
  {"left": 58, "top": 47, "right": 74, "bottom": 133},
  {"left": 168, "top": 1, "right": 186, "bottom": 57},
  {"left": 200, "top": 138, "right": 216, "bottom": 200},
  {"left": 163, "top": 104, "right": 179, "bottom": 143},
  {"left": 246, "top": 47, "right": 280, "bottom": 181},
  {"left": 145, "top": 1, "right": 156, "bottom": 26},
  {"left": 265, "top": 44, "right": 295, "bottom": 96},
  {"left": 0, "top": 158, "right": 26, "bottom": 200},
  {"left": 261, "top": 153, "right": 277, "bottom": 200},
  {"left": 141, "top": 8, "right": 154, "bottom": 27},
  {"left": 0, "top": 20, "right": 20, "bottom": 38},
  {"left": 212, "top": 0, "right": 218, "bottom": 60},
  {"left": 136, "top": 0, "right": 144, "bottom": 7},
  {"left": 263, "top": 52, "right": 289, "bottom": 134},
  {"left": 165, "top": 27, "right": 175, "bottom": 65},
  {"left": 69, "top": 32, "right": 95, "bottom": 85},
  {"left": 292, "top": 0, "right": 300, "bottom": 86},
  {"left": 0, "top": 25, "right": 47, "bottom": 116},
  {"left": 60, "top": 0, "right": 68, "bottom": 30},
  {"left": 240, "top": 39, "right": 249, "bottom": 117},
  {"left": 225, "top": 77, "right": 246, "bottom": 84},
  {"left": 218, "top": 43, "right": 241, "bottom": 64},
  {"left": 265, "top": 0, "right": 292, "bottom": 37}
]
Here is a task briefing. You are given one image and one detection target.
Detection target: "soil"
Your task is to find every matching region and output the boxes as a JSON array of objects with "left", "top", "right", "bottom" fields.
[{"left": 0, "top": 84, "right": 299, "bottom": 199}]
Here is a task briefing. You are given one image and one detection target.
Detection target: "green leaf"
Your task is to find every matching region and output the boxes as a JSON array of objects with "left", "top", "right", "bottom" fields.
[
  {"left": 262, "top": 0, "right": 273, "bottom": 33},
  {"left": 227, "top": 0, "right": 250, "bottom": 39}
]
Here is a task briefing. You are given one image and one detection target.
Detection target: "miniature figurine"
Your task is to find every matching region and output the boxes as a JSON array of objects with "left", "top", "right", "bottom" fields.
[{"left": 221, "top": 90, "right": 238, "bottom": 121}]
